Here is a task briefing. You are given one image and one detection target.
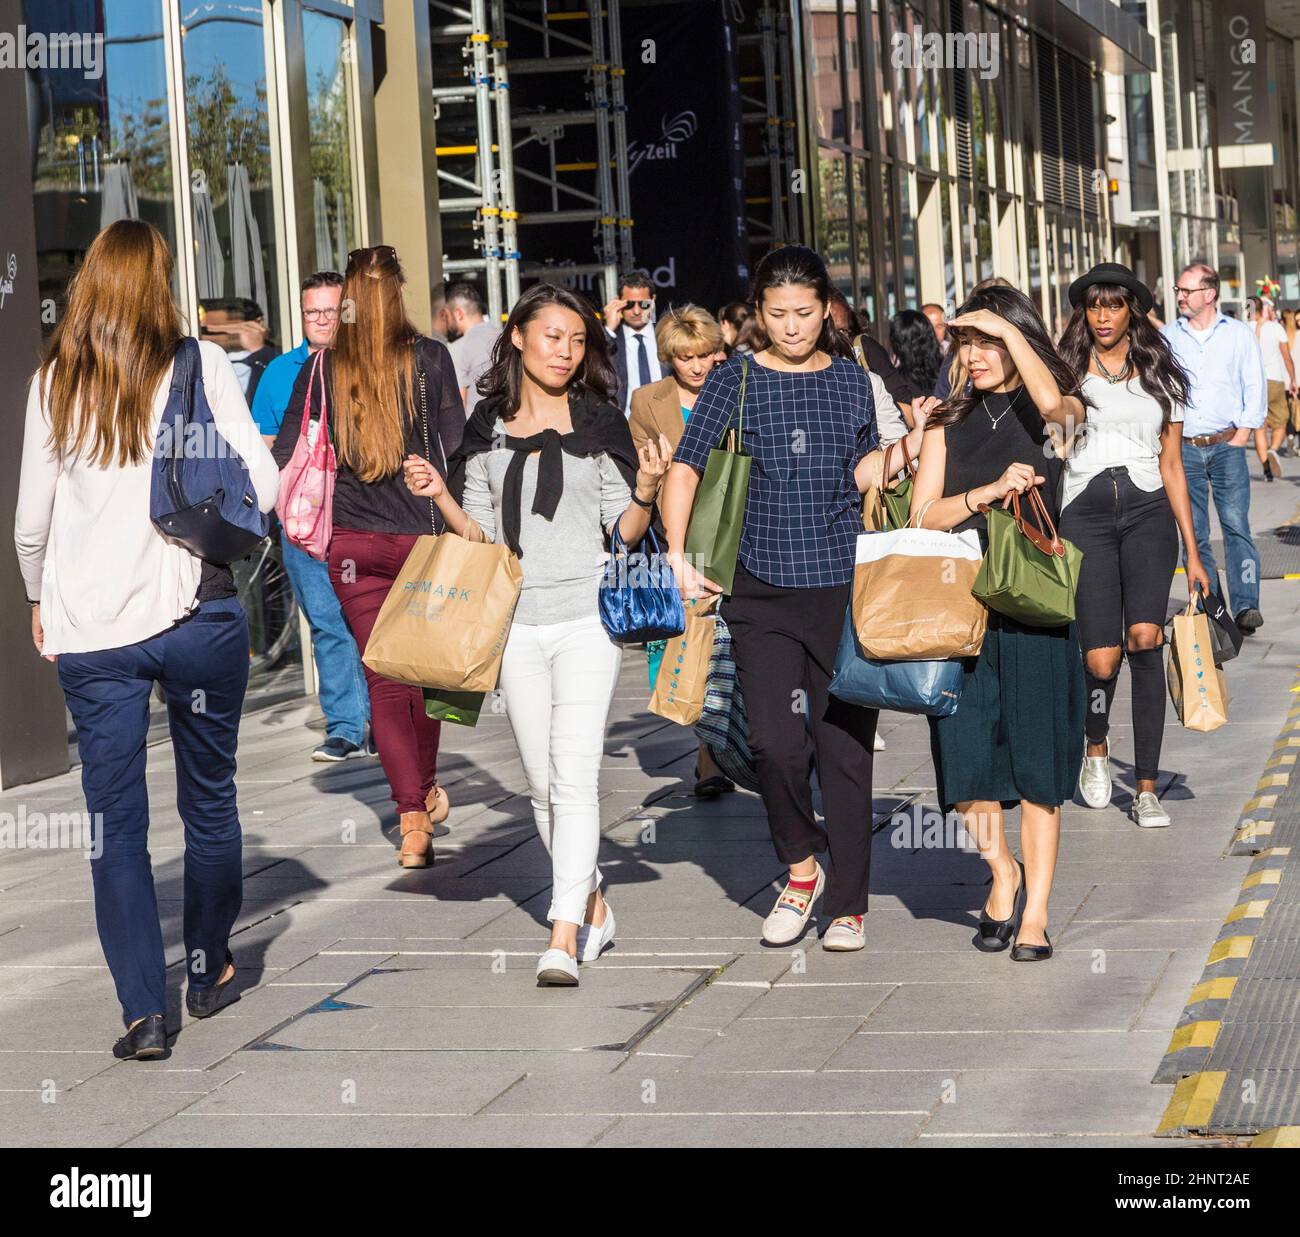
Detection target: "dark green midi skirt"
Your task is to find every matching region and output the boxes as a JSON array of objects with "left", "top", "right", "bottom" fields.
[{"left": 929, "top": 611, "right": 1085, "bottom": 811}]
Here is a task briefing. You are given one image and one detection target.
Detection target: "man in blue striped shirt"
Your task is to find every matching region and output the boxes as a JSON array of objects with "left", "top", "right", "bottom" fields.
[{"left": 1161, "top": 264, "right": 1266, "bottom": 633}]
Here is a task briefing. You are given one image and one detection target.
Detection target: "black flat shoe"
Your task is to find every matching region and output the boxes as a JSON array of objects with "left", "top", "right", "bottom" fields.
[
  {"left": 1010, "top": 930, "right": 1053, "bottom": 962},
  {"left": 112, "top": 1013, "right": 167, "bottom": 1060},
  {"left": 186, "top": 950, "right": 240, "bottom": 1019},
  {"left": 693, "top": 763, "right": 735, "bottom": 799},
  {"left": 975, "top": 860, "right": 1025, "bottom": 952}
]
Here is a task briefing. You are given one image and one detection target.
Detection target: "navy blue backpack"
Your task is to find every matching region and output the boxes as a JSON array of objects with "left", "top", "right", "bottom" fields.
[{"left": 150, "top": 338, "right": 268, "bottom": 563}]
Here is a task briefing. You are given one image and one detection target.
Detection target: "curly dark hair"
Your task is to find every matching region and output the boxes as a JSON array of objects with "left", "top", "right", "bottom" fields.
[
  {"left": 929, "top": 285, "right": 1086, "bottom": 428},
  {"left": 889, "top": 308, "right": 942, "bottom": 395},
  {"left": 1058, "top": 283, "right": 1191, "bottom": 424}
]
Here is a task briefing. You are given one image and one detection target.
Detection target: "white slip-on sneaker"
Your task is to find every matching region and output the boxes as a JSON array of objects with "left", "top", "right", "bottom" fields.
[
  {"left": 761, "top": 865, "right": 825, "bottom": 946},
  {"left": 536, "top": 948, "right": 579, "bottom": 986},
  {"left": 873, "top": 732, "right": 886, "bottom": 752},
  {"left": 576, "top": 902, "right": 616, "bottom": 963},
  {"left": 1078, "top": 743, "right": 1112, "bottom": 809},
  {"left": 1131, "top": 791, "right": 1171, "bottom": 829},
  {"left": 822, "top": 914, "right": 866, "bottom": 952}
]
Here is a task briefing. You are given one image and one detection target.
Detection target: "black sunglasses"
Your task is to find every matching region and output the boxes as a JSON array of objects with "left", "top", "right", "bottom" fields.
[{"left": 347, "top": 245, "right": 397, "bottom": 266}]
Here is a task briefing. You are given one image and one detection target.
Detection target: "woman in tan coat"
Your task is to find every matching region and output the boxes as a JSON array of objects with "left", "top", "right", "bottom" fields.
[{"left": 629, "top": 306, "right": 733, "bottom": 796}]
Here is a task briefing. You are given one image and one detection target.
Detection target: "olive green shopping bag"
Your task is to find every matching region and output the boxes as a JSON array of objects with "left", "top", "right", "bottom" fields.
[
  {"left": 684, "top": 356, "right": 752, "bottom": 594},
  {"left": 971, "top": 487, "right": 1083, "bottom": 627}
]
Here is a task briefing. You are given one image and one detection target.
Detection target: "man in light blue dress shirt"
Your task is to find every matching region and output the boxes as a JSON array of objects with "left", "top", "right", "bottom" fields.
[{"left": 1162, "top": 264, "right": 1266, "bottom": 632}]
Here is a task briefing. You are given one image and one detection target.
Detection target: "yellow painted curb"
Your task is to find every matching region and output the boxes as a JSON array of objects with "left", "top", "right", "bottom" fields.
[
  {"left": 1189, "top": 977, "right": 1237, "bottom": 1003},
  {"left": 1264, "top": 753, "right": 1297, "bottom": 769},
  {"left": 1242, "top": 794, "right": 1279, "bottom": 812},
  {"left": 1166, "top": 1021, "right": 1220, "bottom": 1053},
  {"left": 1272, "top": 736, "right": 1300, "bottom": 749},
  {"left": 1207, "top": 936, "right": 1254, "bottom": 964},
  {"left": 1253, "top": 1127, "right": 1300, "bottom": 1147},
  {"left": 1158, "top": 1072, "right": 1227, "bottom": 1136},
  {"left": 1260, "top": 847, "right": 1292, "bottom": 857},
  {"left": 1242, "top": 869, "right": 1283, "bottom": 889},
  {"left": 1257, "top": 773, "right": 1291, "bottom": 790},
  {"left": 1225, "top": 899, "right": 1273, "bottom": 922},
  {"left": 1234, "top": 820, "right": 1274, "bottom": 843}
]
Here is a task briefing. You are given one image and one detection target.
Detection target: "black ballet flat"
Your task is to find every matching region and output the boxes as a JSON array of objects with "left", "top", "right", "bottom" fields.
[
  {"left": 186, "top": 950, "right": 240, "bottom": 1019},
  {"left": 975, "top": 860, "right": 1026, "bottom": 952},
  {"left": 112, "top": 1013, "right": 168, "bottom": 1061},
  {"left": 1010, "top": 931, "right": 1053, "bottom": 962}
]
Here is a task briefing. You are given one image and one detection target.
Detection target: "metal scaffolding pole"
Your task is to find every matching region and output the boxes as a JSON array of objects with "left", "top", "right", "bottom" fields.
[
  {"left": 490, "top": 0, "right": 520, "bottom": 306},
  {"left": 606, "top": 0, "right": 634, "bottom": 273},
  {"left": 469, "top": 0, "right": 503, "bottom": 324},
  {"left": 758, "top": 3, "right": 786, "bottom": 244},
  {"left": 586, "top": 0, "right": 619, "bottom": 302}
]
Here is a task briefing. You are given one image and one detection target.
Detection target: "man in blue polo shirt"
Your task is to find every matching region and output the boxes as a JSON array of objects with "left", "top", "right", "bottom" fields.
[
  {"left": 1162, "top": 263, "right": 1267, "bottom": 634},
  {"left": 254, "top": 271, "right": 372, "bottom": 761}
]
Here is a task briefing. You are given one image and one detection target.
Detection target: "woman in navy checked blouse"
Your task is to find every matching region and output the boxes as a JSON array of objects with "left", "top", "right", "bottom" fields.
[{"left": 662, "top": 246, "right": 889, "bottom": 953}]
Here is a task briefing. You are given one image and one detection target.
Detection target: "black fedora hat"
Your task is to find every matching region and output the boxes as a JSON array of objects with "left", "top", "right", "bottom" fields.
[{"left": 1068, "top": 262, "right": 1153, "bottom": 314}]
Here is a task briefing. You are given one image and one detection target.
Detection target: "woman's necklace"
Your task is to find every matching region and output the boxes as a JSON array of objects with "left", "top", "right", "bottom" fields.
[
  {"left": 984, "top": 395, "right": 1015, "bottom": 432},
  {"left": 1091, "top": 343, "right": 1132, "bottom": 385}
]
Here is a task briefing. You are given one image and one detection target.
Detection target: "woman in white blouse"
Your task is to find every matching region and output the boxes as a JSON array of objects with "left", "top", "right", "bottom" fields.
[
  {"left": 14, "top": 220, "right": 279, "bottom": 1059},
  {"left": 1057, "top": 264, "right": 1211, "bottom": 829}
]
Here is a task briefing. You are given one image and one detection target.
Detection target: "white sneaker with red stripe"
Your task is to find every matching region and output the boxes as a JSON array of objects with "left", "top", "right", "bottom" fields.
[
  {"left": 822, "top": 915, "right": 865, "bottom": 951},
  {"left": 761, "top": 865, "right": 825, "bottom": 945}
]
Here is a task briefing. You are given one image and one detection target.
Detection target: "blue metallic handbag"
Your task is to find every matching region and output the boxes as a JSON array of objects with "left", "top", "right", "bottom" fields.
[
  {"left": 599, "top": 523, "right": 686, "bottom": 644},
  {"left": 829, "top": 609, "right": 964, "bottom": 717},
  {"left": 150, "top": 338, "right": 269, "bottom": 564}
]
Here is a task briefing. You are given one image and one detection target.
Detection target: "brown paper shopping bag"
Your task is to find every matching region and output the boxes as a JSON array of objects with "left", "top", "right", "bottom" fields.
[
  {"left": 648, "top": 595, "right": 719, "bottom": 726},
  {"left": 363, "top": 535, "right": 523, "bottom": 692},
  {"left": 852, "top": 527, "right": 987, "bottom": 660},
  {"left": 1167, "top": 598, "right": 1229, "bottom": 733}
]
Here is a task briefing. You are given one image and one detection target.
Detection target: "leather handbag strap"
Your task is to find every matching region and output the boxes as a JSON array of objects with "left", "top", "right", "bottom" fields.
[{"left": 1009, "top": 487, "right": 1066, "bottom": 557}]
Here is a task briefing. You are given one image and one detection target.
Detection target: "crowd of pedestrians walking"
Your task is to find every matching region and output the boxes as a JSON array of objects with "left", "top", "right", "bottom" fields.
[{"left": 15, "top": 217, "right": 1272, "bottom": 1055}]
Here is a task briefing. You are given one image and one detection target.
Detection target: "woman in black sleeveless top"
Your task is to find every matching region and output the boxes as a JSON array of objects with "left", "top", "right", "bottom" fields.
[{"left": 910, "top": 285, "right": 1087, "bottom": 962}]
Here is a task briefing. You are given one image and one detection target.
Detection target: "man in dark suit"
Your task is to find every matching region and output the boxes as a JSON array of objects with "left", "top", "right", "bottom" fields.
[{"left": 602, "top": 269, "right": 662, "bottom": 415}]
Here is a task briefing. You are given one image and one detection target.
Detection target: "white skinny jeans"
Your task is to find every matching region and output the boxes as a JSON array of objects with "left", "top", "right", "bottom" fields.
[{"left": 497, "top": 614, "right": 622, "bottom": 925}]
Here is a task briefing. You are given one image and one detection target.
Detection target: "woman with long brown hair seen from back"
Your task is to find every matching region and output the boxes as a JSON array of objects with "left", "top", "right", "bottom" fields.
[
  {"left": 14, "top": 219, "right": 280, "bottom": 1060},
  {"left": 273, "top": 245, "right": 465, "bottom": 868}
]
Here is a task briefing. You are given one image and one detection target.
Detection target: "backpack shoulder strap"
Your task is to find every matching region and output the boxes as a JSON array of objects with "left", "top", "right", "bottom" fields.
[{"left": 852, "top": 333, "right": 870, "bottom": 371}]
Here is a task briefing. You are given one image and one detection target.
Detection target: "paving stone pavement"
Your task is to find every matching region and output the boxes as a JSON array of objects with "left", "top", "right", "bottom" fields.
[{"left": 4, "top": 468, "right": 1300, "bottom": 1148}]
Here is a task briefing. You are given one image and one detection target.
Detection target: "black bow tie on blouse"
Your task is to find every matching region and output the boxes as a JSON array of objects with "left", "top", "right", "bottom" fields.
[{"left": 498, "top": 424, "right": 607, "bottom": 558}]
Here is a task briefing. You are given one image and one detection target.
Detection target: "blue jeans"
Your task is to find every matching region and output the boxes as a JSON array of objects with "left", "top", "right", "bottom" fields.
[
  {"left": 57, "top": 597, "right": 250, "bottom": 1026},
  {"left": 1181, "top": 440, "right": 1260, "bottom": 614},
  {"left": 281, "top": 534, "right": 369, "bottom": 745}
]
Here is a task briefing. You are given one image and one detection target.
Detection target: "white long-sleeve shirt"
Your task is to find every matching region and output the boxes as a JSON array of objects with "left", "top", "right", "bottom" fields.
[{"left": 15, "top": 340, "right": 280, "bottom": 655}]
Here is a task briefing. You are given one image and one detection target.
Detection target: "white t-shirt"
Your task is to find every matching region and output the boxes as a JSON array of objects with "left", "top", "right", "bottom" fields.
[
  {"left": 1062, "top": 374, "right": 1183, "bottom": 509},
  {"left": 1188, "top": 323, "right": 1214, "bottom": 344},
  {"left": 1256, "top": 319, "right": 1289, "bottom": 383}
]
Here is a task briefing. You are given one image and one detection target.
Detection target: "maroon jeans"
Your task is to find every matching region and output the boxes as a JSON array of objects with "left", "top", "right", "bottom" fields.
[{"left": 328, "top": 528, "right": 440, "bottom": 814}]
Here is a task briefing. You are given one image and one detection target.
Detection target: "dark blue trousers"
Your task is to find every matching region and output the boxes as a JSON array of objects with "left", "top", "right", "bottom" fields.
[{"left": 57, "top": 597, "right": 249, "bottom": 1026}]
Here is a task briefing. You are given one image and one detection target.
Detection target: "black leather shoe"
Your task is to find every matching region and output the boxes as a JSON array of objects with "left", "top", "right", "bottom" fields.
[
  {"left": 1010, "top": 930, "right": 1053, "bottom": 962},
  {"left": 186, "top": 950, "right": 240, "bottom": 1019},
  {"left": 1236, "top": 608, "right": 1264, "bottom": 634},
  {"left": 112, "top": 1014, "right": 168, "bottom": 1060},
  {"left": 975, "top": 860, "right": 1025, "bottom": 952}
]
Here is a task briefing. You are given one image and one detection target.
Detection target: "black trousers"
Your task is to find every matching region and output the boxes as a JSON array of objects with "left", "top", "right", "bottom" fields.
[{"left": 721, "top": 561, "right": 877, "bottom": 917}]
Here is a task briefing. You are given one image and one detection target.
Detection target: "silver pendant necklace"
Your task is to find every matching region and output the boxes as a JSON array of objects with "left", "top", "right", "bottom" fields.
[
  {"left": 1091, "top": 344, "right": 1132, "bottom": 385},
  {"left": 984, "top": 397, "right": 1013, "bottom": 432}
]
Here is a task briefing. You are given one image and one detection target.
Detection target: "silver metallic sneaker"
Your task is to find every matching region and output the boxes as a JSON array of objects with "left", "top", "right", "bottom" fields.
[
  {"left": 1078, "top": 743, "right": 1112, "bottom": 809},
  {"left": 1131, "top": 791, "right": 1171, "bottom": 829}
]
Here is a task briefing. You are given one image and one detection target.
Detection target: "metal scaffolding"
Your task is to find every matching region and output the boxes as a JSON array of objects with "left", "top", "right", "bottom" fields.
[
  {"left": 738, "top": 2, "right": 800, "bottom": 253},
  {"left": 430, "top": 0, "right": 633, "bottom": 317}
]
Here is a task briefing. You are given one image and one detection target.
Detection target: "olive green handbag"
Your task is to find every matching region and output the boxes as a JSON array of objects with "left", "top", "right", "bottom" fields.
[
  {"left": 971, "top": 487, "right": 1083, "bottom": 627},
  {"left": 880, "top": 437, "right": 917, "bottom": 531},
  {"left": 684, "top": 356, "right": 752, "bottom": 594}
]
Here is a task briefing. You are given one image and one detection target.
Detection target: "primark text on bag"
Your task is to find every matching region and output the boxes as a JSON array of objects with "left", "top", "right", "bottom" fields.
[{"left": 363, "top": 534, "right": 523, "bottom": 693}]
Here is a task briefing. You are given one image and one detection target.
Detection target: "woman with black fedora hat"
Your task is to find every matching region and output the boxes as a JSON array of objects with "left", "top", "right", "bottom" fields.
[{"left": 1058, "top": 263, "right": 1211, "bottom": 829}]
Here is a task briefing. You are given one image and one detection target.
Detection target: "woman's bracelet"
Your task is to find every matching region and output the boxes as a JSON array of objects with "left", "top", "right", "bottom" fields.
[
  {"left": 963, "top": 490, "right": 976, "bottom": 514},
  {"left": 630, "top": 491, "right": 654, "bottom": 510}
]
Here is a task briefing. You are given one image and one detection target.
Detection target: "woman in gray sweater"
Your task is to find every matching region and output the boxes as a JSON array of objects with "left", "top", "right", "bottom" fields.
[{"left": 404, "top": 284, "right": 671, "bottom": 986}]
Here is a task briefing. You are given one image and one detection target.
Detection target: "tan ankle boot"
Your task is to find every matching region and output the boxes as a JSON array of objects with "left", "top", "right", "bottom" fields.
[
  {"left": 398, "top": 810, "right": 434, "bottom": 868},
  {"left": 425, "top": 782, "right": 450, "bottom": 826}
]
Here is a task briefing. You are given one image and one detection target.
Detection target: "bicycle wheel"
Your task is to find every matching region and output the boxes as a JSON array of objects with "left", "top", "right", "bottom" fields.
[{"left": 233, "top": 535, "right": 300, "bottom": 675}]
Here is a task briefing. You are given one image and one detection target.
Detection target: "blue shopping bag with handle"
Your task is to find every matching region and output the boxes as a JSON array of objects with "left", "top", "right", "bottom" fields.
[
  {"left": 828, "top": 608, "right": 964, "bottom": 717},
  {"left": 599, "top": 523, "right": 686, "bottom": 644},
  {"left": 150, "top": 338, "right": 268, "bottom": 563}
]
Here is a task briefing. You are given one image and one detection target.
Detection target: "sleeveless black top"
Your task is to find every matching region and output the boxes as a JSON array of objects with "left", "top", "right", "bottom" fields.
[{"left": 941, "top": 384, "right": 1063, "bottom": 540}]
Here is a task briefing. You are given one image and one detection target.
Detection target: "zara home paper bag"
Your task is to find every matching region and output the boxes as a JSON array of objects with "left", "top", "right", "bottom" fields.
[
  {"left": 649, "top": 595, "right": 719, "bottom": 726},
  {"left": 1167, "top": 597, "right": 1229, "bottom": 733}
]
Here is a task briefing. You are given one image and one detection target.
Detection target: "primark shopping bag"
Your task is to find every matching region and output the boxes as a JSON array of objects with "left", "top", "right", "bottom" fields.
[
  {"left": 648, "top": 595, "right": 718, "bottom": 726},
  {"left": 684, "top": 357, "right": 751, "bottom": 594},
  {"left": 1167, "top": 597, "right": 1229, "bottom": 733},
  {"left": 363, "top": 534, "right": 522, "bottom": 693}
]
